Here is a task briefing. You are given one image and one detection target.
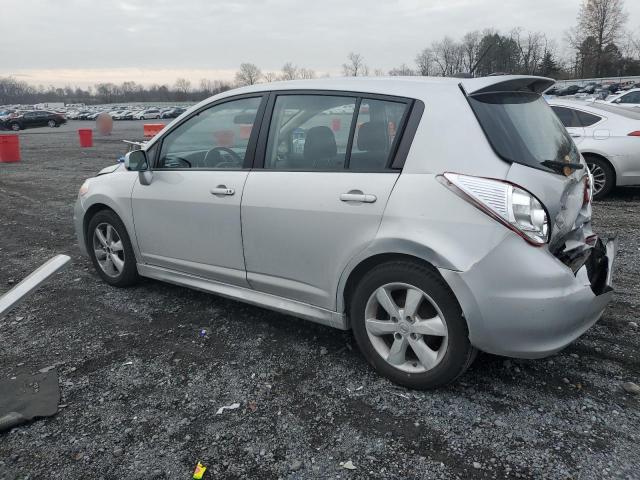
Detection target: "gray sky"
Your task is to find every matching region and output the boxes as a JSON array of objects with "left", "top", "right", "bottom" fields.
[{"left": 1, "top": 0, "right": 639, "bottom": 87}]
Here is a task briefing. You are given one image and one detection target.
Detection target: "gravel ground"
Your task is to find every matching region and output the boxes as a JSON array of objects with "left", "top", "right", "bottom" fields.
[{"left": 0, "top": 122, "right": 639, "bottom": 480}]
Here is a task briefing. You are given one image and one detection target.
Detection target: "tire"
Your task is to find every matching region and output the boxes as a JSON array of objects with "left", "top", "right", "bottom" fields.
[
  {"left": 350, "top": 261, "right": 476, "bottom": 389},
  {"left": 585, "top": 155, "right": 615, "bottom": 199},
  {"left": 10, "top": 122, "right": 20, "bottom": 131},
  {"left": 47, "top": 119, "right": 57, "bottom": 128},
  {"left": 87, "top": 210, "right": 139, "bottom": 287}
]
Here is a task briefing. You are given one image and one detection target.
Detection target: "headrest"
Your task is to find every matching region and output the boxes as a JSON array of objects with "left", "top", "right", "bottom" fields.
[
  {"left": 303, "top": 126, "right": 337, "bottom": 161},
  {"left": 357, "top": 122, "right": 387, "bottom": 151}
]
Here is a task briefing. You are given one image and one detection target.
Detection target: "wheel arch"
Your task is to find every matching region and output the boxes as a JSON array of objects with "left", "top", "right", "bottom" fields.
[
  {"left": 583, "top": 151, "right": 617, "bottom": 185},
  {"left": 337, "top": 240, "right": 459, "bottom": 316}
]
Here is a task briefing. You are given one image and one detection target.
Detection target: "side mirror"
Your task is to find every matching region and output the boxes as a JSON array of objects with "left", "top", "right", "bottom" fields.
[
  {"left": 614, "top": 98, "right": 621, "bottom": 104},
  {"left": 124, "top": 150, "right": 148, "bottom": 171}
]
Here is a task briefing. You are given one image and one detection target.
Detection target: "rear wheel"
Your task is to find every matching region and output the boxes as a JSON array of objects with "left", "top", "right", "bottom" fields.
[
  {"left": 585, "top": 155, "right": 615, "bottom": 199},
  {"left": 47, "top": 119, "right": 57, "bottom": 127},
  {"left": 87, "top": 210, "right": 139, "bottom": 287},
  {"left": 350, "top": 261, "right": 476, "bottom": 389}
]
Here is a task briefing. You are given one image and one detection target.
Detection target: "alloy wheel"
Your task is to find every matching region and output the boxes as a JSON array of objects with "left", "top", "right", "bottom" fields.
[
  {"left": 364, "top": 282, "right": 448, "bottom": 373},
  {"left": 47, "top": 120, "right": 56, "bottom": 127},
  {"left": 92, "top": 222, "right": 125, "bottom": 278},
  {"left": 587, "top": 162, "right": 606, "bottom": 195}
]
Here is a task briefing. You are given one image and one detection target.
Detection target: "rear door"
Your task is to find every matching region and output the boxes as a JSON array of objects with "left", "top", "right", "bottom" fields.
[{"left": 241, "top": 92, "right": 412, "bottom": 310}]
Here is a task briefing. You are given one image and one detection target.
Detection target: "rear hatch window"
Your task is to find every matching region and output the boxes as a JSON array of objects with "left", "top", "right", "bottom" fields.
[{"left": 468, "top": 92, "right": 581, "bottom": 171}]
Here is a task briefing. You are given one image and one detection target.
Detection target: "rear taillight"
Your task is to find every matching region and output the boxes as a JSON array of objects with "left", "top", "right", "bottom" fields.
[
  {"left": 628, "top": 131, "right": 640, "bottom": 136},
  {"left": 438, "top": 173, "right": 550, "bottom": 246},
  {"left": 584, "top": 173, "right": 593, "bottom": 206}
]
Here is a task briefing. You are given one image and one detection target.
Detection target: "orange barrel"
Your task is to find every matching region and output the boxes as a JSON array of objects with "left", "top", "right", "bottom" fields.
[
  {"left": 0, "top": 135, "right": 21, "bottom": 163},
  {"left": 143, "top": 124, "right": 164, "bottom": 138},
  {"left": 78, "top": 129, "right": 93, "bottom": 147}
]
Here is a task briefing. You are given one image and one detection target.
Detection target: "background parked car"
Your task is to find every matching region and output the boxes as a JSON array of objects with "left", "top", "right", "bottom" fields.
[
  {"left": 549, "top": 99, "right": 640, "bottom": 198},
  {"left": 557, "top": 84, "right": 581, "bottom": 96},
  {"left": 1, "top": 110, "right": 66, "bottom": 131},
  {"left": 606, "top": 88, "right": 640, "bottom": 108},
  {"left": 160, "top": 107, "right": 185, "bottom": 119},
  {"left": 135, "top": 109, "right": 162, "bottom": 120}
]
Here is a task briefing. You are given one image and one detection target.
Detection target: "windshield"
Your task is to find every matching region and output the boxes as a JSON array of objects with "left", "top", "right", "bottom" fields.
[{"left": 468, "top": 91, "right": 581, "bottom": 171}]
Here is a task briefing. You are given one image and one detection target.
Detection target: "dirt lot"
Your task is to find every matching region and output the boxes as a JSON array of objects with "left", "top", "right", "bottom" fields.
[{"left": 0, "top": 121, "right": 639, "bottom": 479}]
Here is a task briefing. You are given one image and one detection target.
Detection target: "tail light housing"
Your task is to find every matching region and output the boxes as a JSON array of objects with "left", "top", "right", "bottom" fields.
[
  {"left": 438, "top": 173, "right": 550, "bottom": 246},
  {"left": 627, "top": 131, "right": 640, "bottom": 136}
]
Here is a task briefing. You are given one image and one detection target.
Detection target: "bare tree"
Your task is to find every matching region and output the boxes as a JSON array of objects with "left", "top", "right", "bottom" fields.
[
  {"left": 280, "top": 62, "right": 299, "bottom": 81},
  {"left": 460, "top": 31, "right": 481, "bottom": 73},
  {"left": 342, "top": 52, "right": 369, "bottom": 76},
  {"left": 431, "top": 37, "right": 464, "bottom": 76},
  {"left": 571, "top": 0, "right": 627, "bottom": 75},
  {"left": 415, "top": 48, "right": 436, "bottom": 76},
  {"left": 262, "top": 71, "right": 279, "bottom": 83},
  {"left": 388, "top": 64, "right": 415, "bottom": 76},
  {"left": 298, "top": 68, "right": 316, "bottom": 79},
  {"left": 174, "top": 78, "right": 191, "bottom": 94},
  {"left": 512, "top": 28, "right": 545, "bottom": 74},
  {"left": 235, "top": 63, "right": 262, "bottom": 86}
]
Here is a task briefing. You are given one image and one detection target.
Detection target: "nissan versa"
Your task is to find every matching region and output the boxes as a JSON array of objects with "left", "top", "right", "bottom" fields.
[{"left": 74, "top": 76, "right": 617, "bottom": 389}]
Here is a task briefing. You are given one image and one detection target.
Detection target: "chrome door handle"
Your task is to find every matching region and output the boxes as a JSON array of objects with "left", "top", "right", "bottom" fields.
[
  {"left": 340, "top": 192, "right": 377, "bottom": 203},
  {"left": 570, "top": 133, "right": 582, "bottom": 138},
  {"left": 210, "top": 186, "right": 235, "bottom": 196}
]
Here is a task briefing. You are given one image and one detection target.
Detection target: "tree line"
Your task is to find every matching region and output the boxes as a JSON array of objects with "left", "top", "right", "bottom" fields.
[{"left": 1, "top": 0, "right": 638, "bottom": 106}]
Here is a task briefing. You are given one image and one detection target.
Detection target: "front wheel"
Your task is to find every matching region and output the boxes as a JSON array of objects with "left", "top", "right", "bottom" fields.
[
  {"left": 350, "top": 261, "right": 476, "bottom": 389},
  {"left": 10, "top": 123, "right": 20, "bottom": 131},
  {"left": 585, "top": 156, "right": 615, "bottom": 199},
  {"left": 87, "top": 210, "right": 139, "bottom": 287}
]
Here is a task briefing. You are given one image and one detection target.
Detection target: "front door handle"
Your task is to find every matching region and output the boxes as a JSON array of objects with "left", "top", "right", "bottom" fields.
[
  {"left": 340, "top": 191, "right": 377, "bottom": 203},
  {"left": 210, "top": 186, "right": 235, "bottom": 196}
]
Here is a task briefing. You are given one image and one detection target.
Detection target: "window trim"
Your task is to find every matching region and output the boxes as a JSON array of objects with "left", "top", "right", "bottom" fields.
[
  {"left": 551, "top": 105, "right": 604, "bottom": 128},
  {"left": 147, "top": 92, "right": 269, "bottom": 171},
  {"left": 252, "top": 89, "right": 419, "bottom": 173}
]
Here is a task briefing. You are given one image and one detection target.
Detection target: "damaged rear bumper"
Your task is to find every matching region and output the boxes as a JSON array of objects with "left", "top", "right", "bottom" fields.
[{"left": 440, "top": 234, "right": 617, "bottom": 359}]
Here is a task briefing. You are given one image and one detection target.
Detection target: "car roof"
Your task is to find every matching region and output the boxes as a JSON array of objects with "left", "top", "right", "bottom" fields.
[{"left": 220, "top": 75, "right": 554, "bottom": 100}]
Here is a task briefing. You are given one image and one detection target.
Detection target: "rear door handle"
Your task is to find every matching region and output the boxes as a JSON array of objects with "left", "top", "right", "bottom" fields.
[
  {"left": 340, "top": 192, "right": 377, "bottom": 203},
  {"left": 210, "top": 186, "right": 235, "bottom": 196}
]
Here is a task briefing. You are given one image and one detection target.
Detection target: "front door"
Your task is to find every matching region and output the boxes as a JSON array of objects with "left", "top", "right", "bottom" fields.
[
  {"left": 241, "top": 93, "right": 411, "bottom": 309},
  {"left": 131, "top": 95, "right": 265, "bottom": 286}
]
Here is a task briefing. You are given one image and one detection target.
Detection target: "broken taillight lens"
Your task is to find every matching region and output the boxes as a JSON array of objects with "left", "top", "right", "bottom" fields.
[{"left": 438, "top": 173, "right": 550, "bottom": 246}]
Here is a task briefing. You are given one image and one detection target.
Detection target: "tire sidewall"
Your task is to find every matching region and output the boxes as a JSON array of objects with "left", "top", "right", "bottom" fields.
[
  {"left": 87, "top": 210, "right": 138, "bottom": 287},
  {"left": 587, "top": 157, "right": 615, "bottom": 199},
  {"left": 351, "top": 262, "right": 473, "bottom": 389}
]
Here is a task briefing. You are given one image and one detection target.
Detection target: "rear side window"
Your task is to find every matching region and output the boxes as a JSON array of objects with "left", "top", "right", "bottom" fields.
[
  {"left": 575, "top": 110, "right": 601, "bottom": 126},
  {"left": 551, "top": 106, "right": 580, "bottom": 127},
  {"left": 349, "top": 99, "right": 408, "bottom": 171},
  {"left": 468, "top": 92, "right": 580, "bottom": 171}
]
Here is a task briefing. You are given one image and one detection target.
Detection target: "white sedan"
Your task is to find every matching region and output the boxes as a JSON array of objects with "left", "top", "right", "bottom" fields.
[
  {"left": 548, "top": 99, "right": 640, "bottom": 198},
  {"left": 605, "top": 88, "right": 640, "bottom": 109}
]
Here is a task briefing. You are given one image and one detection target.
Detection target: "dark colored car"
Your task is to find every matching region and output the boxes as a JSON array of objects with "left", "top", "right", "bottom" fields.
[
  {"left": 1, "top": 110, "right": 67, "bottom": 131},
  {"left": 160, "top": 107, "right": 186, "bottom": 119},
  {"left": 556, "top": 85, "right": 581, "bottom": 96},
  {"left": 578, "top": 83, "right": 599, "bottom": 94}
]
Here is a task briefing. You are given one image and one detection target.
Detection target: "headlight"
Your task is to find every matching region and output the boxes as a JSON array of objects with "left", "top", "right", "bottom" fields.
[
  {"left": 439, "top": 173, "right": 550, "bottom": 246},
  {"left": 79, "top": 180, "right": 90, "bottom": 196}
]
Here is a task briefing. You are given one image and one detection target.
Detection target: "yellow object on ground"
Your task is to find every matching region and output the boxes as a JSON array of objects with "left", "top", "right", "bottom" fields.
[{"left": 193, "top": 462, "right": 207, "bottom": 479}]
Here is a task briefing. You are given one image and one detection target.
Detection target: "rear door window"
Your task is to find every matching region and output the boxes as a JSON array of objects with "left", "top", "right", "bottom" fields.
[
  {"left": 264, "top": 95, "right": 357, "bottom": 170},
  {"left": 468, "top": 92, "right": 580, "bottom": 171}
]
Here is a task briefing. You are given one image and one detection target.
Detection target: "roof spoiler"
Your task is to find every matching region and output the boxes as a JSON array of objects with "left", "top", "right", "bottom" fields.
[{"left": 461, "top": 75, "right": 556, "bottom": 96}]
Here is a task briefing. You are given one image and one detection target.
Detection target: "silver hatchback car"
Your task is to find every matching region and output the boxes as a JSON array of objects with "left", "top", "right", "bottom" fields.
[{"left": 75, "top": 76, "right": 617, "bottom": 389}]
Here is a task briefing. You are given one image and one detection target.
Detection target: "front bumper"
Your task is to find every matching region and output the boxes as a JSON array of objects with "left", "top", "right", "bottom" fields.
[
  {"left": 440, "top": 234, "right": 617, "bottom": 359},
  {"left": 73, "top": 196, "right": 88, "bottom": 257}
]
